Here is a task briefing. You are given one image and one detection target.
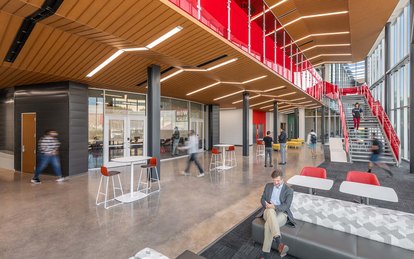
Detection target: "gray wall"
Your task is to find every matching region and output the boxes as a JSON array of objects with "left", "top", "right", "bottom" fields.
[
  {"left": 0, "top": 88, "right": 14, "bottom": 152},
  {"left": 208, "top": 105, "right": 220, "bottom": 150},
  {"left": 14, "top": 81, "right": 88, "bottom": 176}
]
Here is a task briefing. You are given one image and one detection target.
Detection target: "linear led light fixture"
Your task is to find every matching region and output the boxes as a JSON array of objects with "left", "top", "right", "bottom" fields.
[
  {"left": 290, "top": 44, "right": 351, "bottom": 57},
  {"left": 160, "top": 69, "right": 184, "bottom": 82},
  {"left": 266, "top": 11, "right": 348, "bottom": 36},
  {"left": 260, "top": 104, "right": 274, "bottom": 109},
  {"left": 278, "top": 92, "right": 296, "bottom": 97},
  {"left": 220, "top": 107, "right": 237, "bottom": 110},
  {"left": 308, "top": 53, "right": 352, "bottom": 61},
  {"left": 251, "top": 0, "right": 288, "bottom": 21},
  {"left": 264, "top": 86, "right": 286, "bottom": 92},
  {"left": 232, "top": 95, "right": 260, "bottom": 104},
  {"left": 282, "top": 31, "right": 350, "bottom": 49},
  {"left": 187, "top": 82, "right": 221, "bottom": 96},
  {"left": 146, "top": 26, "right": 183, "bottom": 49},
  {"left": 290, "top": 97, "right": 307, "bottom": 102},
  {"left": 250, "top": 99, "right": 275, "bottom": 108},
  {"left": 206, "top": 58, "right": 238, "bottom": 71},
  {"left": 297, "top": 100, "right": 313, "bottom": 104},
  {"left": 214, "top": 90, "right": 245, "bottom": 101},
  {"left": 86, "top": 50, "right": 124, "bottom": 77}
]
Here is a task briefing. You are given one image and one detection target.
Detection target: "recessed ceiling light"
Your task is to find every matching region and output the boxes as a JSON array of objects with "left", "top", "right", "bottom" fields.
[
  {"left": 278, "top": 92, "right": 296, "bottom": 97},
  {"left": 264, "top": 86, "right": 286, "bottom": 92},
  {"left": 243, "top": 75, "right": 267, "bottom": 84},
  {"left": 206, "top": 58, "right": 238, "bottom": 71},
  {"left": 123, "top": 47, "right": 148, "bottom": 52},
  {"left": 160, "top": 69, "right": 183, "bottom": 82},
  {"left": 232, "top": 95, "right": 260, "bottom": 104},
  {"left": 187, "top": 82, "right": 221, "bottom": 96},
  {"left": 86, "top": 50, "right": 124, "bottom": 77},
  {"left": 250, "top": 99, "right": 275, "bottom": 108},
  {"left": 214, "top": 90, "right": 245, "bottom": 101},
  {"left": 308, "top": 53, "right": 352, "bottom": 61},
  {"left": 146, "top": 26, "right": 183, "bottom": 49},
  {"left": 297, "top": 100, "right": 313, "bottom": 104},
  {"left": 290, "top": 97, "right": 306, "bottom": 101},
  {"left": 251, "top": 0, "right": 288, "bottom": 21}
]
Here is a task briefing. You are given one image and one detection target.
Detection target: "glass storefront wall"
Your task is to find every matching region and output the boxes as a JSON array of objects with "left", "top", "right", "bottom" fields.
[{"left": 88, "top": 89, "right": 204, "bottom": 169}]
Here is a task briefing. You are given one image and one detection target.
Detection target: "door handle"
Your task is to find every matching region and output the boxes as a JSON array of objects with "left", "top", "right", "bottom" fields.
[{"left": 22, "top": 145, "right": 25, "bottom": 152}]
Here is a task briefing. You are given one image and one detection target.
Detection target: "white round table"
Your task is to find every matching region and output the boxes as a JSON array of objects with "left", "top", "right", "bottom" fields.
[{"left": 214, "top": 144, "right": 234, "bottom": 170}]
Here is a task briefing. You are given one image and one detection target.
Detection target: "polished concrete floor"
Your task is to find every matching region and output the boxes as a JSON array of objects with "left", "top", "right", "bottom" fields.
[{"left": 0, "top": 145, "right": 324, "bottom": 259}]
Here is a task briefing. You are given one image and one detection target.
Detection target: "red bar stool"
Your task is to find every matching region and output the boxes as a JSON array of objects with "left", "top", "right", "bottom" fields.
[
  {"left": 137, "top": 157, "right": 161, "bottom": 194},
  {"left": 256, "top": 140, "right": 265, "bottom": 157},
  {"left": 225, "top": 145, "right": 237, "bottom": 167},
  {"left": 300, "top": 167, "right": 327, "bottom": 194},
  {"left": 346, "top": 171, "right": 380, "bottom": 204},
  {"left": 209, "top": 147, "right": 222, "bottom": 172},
  {"left": 96, "top": 166, "right": 124, "bottom": 209}
]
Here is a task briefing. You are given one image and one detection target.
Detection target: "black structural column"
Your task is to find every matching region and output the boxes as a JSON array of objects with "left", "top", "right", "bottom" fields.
[
  {"left": 321, "top": 106, "right": 326, "bottom": 144},
  {"left": 384, "top": 22, "right": 391, "bottom": 114},
  {"left": 294, "top": 108, "right": 299, "bottom": 139},
  {"left": 410, "top": 0, "right": 414, "bottom": 173},
  {"left": 273, "top": 101, "right": 278, "bottom": 142},
  {"left": 242, "top": 92, "right": 249, "bottom": 156},
  {"left": 147, "top": 65, "right": 161, "bottom": 178},
  {"left": 207, "top": 104, "right": 220, "bottom": 150}
]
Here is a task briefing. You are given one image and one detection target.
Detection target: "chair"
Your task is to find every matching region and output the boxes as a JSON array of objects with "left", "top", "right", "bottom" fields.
[
  {"left": 138, "top": 157, "right": 161, "bottom": 194},
  {"left": 225, "top": 145, "right": 237, "bottom": 167},
  {"left": 346, "top": 171, "right": 380, "bottom": 186},
  {"left": 209, "top": 147, "right": 222, "bottom": 172},
  {"left": 256, "top": 140, "right": 265, "bottom": 157},
  {"left": 346, "top": 171, "right": 380, "bottom": 204},
  {"left": 300, "top": 167, "right": 327, "bottom": 194},
  {"left": 96, "top": 166, "right": 124, "bottom": 209}
]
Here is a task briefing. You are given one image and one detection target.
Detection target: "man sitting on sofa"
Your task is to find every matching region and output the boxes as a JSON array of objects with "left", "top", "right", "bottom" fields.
[{"left": 257, "top": 169, "right": 295, "bottom": 259}]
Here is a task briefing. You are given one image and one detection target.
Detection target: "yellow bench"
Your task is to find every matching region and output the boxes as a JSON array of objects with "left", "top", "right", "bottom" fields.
[
  {"left": 272, "top": 143, "right": 280, "bottom": 151},
  {"left": 287, "top": 141, "right": 302, "bottom": 149},
  {"left": 291, "top": 138, "right": 305, "bottom": 144}
]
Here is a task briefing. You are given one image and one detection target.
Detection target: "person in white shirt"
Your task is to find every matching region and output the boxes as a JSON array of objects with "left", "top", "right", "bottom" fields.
[
  {"left": 307, "top": 129, "right": 317, "bottom": 158},
  {"left": 180, "top": 130, "right": 205, "bottom": 177}
]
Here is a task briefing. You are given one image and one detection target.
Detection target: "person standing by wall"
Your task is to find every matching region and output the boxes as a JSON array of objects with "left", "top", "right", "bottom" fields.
[
  {"left": 278, "top": 128, "right": 287, "bottom": 165},
  {"left": 263, "top": 131, "right": 274, "bottom": 167},
  {"left": 307, "top": 129, "right": 317, "bottom": 158},
  {"left": 31, "top": 130, "right": 66, "bottom": 184},
  {"left": 180, "top": 130, "right": 205, "bottom": 177},
  {"left": 352, "top": 102, "right": 363, "bottom": 131},
  {"left": 171, "top": 126, "right": 180, "bottom": 156}
]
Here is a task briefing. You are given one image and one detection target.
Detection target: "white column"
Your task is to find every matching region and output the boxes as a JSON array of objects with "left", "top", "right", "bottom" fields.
[{"left": 299, "top": 108, "right": 306, "bottom": 139}]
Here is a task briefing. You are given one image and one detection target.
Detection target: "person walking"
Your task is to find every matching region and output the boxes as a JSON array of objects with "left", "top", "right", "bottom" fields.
[
  {"left": 352, "top": 102, "right": 363, "bottom": 131},
  {"left": 257, "top": 169, "right": 295, "bottom": 259},
  {"left": 171, "top": 126, "right": 180, "bottom": 156},
  {"left": 278, "top": 128, "right": 287, "bottom": 165},
  {"left": 368, "top": 133, "right": 393, "bottom": 177},
  {"left": 307, "top": 129, "right": 317, "bottom": 158},
  {"left": 263, "top": 131, "right": 274, "bottom": 167},
  {"left": 181, "top": 130, "right": 205, "bottom": 177},
  {"left": 31, "top": 130, "right": 65, "bottom": 184}
]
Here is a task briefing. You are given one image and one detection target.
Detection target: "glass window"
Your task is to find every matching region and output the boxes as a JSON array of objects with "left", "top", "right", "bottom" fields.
[
  {"left": 88, "top": 89, "right": 104, "bottom": 169},
  {"left": 105, "top": 91, "right": 146, "bottom": 115}
]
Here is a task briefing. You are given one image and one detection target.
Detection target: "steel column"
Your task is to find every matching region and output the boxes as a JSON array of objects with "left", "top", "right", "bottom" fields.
[{"left": 242, "top": 92, "right": 249, "bottom": 156}]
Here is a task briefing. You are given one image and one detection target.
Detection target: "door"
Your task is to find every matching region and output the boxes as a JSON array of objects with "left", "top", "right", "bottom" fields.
[
  {"left": 21, "top": 113, "right": 36, "bottom": 173},
  {"left": 104, "top": 115, "right": 146, "bottom": 164}
]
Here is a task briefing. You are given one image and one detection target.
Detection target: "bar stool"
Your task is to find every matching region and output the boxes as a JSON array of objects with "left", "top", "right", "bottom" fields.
[
  {"left": 225, "top": 145, "right": 237, "bottom": 167},
  {"left": 137, "top": 157, "right": 161, "bottom": 194},
  {"left": 209, "top": 147, "right": 222, "bottom": 172},
  {"left": 256, "top": 140, "right": 265, "bottom": 157},
  {"left": 96, "top": 166, "right": 124, "bottom": 209}
]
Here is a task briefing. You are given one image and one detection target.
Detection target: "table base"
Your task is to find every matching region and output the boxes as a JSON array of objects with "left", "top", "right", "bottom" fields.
[{"left": 116, "top": 191, "right": 148, "bottom": 203}]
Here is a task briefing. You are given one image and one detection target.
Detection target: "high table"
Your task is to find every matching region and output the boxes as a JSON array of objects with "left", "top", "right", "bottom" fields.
[
  {"left": 214, "top": 144, "right": 234, "bottom": 170},
  {"left": 111, "top": 156, "right": 151, "bottom": 203},
  {"left": 339, "top": 181, "right": 399, "bottom": 205},
  {"left": 287, "top": 175, "right": 334, "bottom": 194}
]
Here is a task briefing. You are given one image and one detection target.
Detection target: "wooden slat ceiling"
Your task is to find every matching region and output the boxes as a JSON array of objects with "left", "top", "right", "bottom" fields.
[
  {"left": 0, "top": 0, "right": 325, "bottom": 113},
  {"left": 266, "top": 0, "right": 398, "bottom": 64}
]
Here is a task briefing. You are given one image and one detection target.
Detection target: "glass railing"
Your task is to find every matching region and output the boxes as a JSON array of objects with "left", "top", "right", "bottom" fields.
[{"left": 168, "top": 0, "right": 322, "bottom": 100}]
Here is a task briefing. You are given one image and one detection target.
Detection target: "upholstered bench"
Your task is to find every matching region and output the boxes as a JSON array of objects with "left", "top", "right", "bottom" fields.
[
  {"left": 252, "top": 217, "right": 414, "bottom": 259},
  {"left": 272, "top": 143, "right": 280, "bottom": 151},
  {"left": 287, "top": 141, "right": 302, "bottom": 149}
]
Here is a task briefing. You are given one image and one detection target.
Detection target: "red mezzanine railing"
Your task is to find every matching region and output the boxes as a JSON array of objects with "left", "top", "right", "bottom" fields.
[{"left": 168, "top": 0, "right": 322, "bottom": 100}]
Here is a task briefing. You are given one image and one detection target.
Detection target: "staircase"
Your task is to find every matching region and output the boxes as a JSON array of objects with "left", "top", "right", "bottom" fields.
[{"left": 341, "top": 95, "right": 397, "bottom": 165}]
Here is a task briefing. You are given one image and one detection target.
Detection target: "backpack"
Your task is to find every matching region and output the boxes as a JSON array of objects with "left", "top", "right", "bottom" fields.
[{"left": 311, "top": 134, "right": 317, "bottom": 144}]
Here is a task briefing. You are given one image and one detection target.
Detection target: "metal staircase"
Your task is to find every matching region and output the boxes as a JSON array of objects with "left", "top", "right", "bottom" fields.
[{"left": 341, "top": 95, "right": 397, "bottom": 165}]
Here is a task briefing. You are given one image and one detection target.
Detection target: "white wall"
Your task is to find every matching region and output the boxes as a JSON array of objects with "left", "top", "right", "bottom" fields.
[
  {"left": 266, "top": 112, "right": 287, "bottom": 137},
  {"left": 220, "top": 109, "right": 253, "bottom": 145},
  {"left": 299, "top": 108, "right": 306, "bottom": 139}
]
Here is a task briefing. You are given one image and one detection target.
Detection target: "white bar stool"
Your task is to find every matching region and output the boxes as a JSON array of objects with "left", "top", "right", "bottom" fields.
[
  {"left": 137, "top": 157, "right": 161, "bottom": 194},
  {"left": 209, "top": 147, "right": 222, "bottom": 172},
  {"left": 96, "top": 166, "right": 124, "bottom": 209}
]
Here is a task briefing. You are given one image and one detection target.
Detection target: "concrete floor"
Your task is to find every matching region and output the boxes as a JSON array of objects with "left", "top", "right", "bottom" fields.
[{"left": 0, "top": 145, "right": 324, "bottom": 259}]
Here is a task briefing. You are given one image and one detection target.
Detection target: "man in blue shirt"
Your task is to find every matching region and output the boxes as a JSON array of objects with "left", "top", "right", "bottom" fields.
[{"left": 258, "top": 169, "right": 295, "bottom": 259}]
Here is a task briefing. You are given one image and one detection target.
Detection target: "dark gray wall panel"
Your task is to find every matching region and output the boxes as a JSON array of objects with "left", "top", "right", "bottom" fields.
[
  {"left": 208, "top": 104, "right": 220, "bottom": 150},
  {"left": 0, "top": 88, "right": 14, "bottom": 152},
  {"left": 68, "top": 82, "right": 88, "bottom": 175}
]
